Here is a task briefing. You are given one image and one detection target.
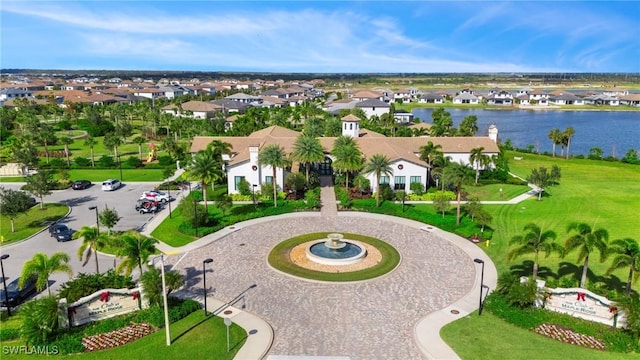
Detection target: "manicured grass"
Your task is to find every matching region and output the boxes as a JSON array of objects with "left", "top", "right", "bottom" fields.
[
  {"left": 0, "top": 204, "right": 69, "bottom": 243},
  {"left": 0, "top": 177, "right": 27, "bottom": 182},
  {"left": 0, "top": 311, "right": 247, "bottom": 359},
  {"left": 65, "top": 169, "right": 166, "bottom": 182},
  {"left": 464, "top": 183, "right": 529, "bottom": 201},
  {"left": 485, "top": 152, "right": 640, "bottom": 291},
  {"left": 268, "top": 232, "right": 400, "bottom": 282},
  {"left": 441, "top": 312, "right": 635, "bottom": 360}
]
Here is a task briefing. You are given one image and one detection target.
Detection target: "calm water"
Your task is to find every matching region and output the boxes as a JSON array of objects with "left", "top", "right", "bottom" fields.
[{"left": 412, "top": 108, "right": 640, "bottom": 157}]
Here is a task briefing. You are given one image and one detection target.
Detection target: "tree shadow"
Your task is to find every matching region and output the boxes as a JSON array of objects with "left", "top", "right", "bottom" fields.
[
  {"left": 509, "top": 260, "right": 557, "bottom": 279},
  {"left": 58, "top": 195, "right": 96, "bottom": 207}
]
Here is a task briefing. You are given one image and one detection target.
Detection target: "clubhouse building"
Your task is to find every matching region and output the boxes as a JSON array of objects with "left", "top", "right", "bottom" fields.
[{"left": 189, "top": 115, "right": 500, "bottom": 194}]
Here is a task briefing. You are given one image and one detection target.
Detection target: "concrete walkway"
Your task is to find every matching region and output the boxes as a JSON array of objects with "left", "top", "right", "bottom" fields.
[{"left": 143, "top": 176, "right": 533, "bottom": 359}]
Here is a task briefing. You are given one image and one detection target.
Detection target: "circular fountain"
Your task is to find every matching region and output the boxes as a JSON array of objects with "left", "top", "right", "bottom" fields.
[{"left": 306, "top": 233, "right": 367, "bottom": 266}]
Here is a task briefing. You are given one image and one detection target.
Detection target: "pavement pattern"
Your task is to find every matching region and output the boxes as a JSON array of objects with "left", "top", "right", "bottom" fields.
[{"left": 163, "top": 215, "right": 476, "bottom": 360}]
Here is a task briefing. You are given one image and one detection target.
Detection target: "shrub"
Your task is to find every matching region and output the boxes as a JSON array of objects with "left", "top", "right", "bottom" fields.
[
  {"left": 180, "top": 200, "right": 208, "bottom": 227},
  {"left": 124, "top": 156, "right": 143, "bottom": 169},
  {"left": 237, "top": 178, "right": 252, "bottom": 196},
  {"left": 378, "top": 184, "right": 394, "bottom": 201},
  {"left": 20, "top": 296, "right": 60, "bottom": 345},
  {"left": 305, "top": 188, "right": 320, "bottom": 209},
  {"left": 410, "top": 182, "right": 424, "bottom": 195},
  {"left": 96, "top": 155, "right": 116, "bottom": 169},
  {"left": 0, "top": 327, "right": 20, "bottom": 341},
  {"left": 73, "top": 157, "right": 92, "bottom": 168},
  {"left": 49, "top": 158, "right": 67, "bottom": 169},
  {"left": 157, "top": 155, "right": 173, "bottom": 166},
  {"left": 57, "top": 270, "right": 135, "bottom": 303}
]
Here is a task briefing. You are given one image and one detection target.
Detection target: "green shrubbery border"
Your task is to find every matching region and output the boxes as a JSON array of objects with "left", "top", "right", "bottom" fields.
[{"left": 268, "top": 232, "right": 401, "bottom": 282}]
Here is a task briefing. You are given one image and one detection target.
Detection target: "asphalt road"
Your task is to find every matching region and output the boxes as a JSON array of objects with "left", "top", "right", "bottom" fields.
[{"left": 0, "top": 180, "right": 179, "bottom": 302}]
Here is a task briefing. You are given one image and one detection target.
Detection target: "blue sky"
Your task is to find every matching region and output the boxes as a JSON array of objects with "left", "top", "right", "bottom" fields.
[{"left": 2, "top": 1, "right": 639, "bottom": 73}]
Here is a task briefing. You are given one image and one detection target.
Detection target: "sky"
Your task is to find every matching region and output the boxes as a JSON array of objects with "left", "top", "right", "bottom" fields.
[{"left": 1, "top": 1, "right": 639, "bottom": 73}]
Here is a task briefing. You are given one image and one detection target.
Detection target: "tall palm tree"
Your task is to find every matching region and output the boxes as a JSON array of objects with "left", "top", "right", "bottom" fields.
[
  {"left": 19, "top": 252, "right": 73, "bottom": 295},
  {"left": 563, "top": 127, "right": 576, "bottom": 160},
  {"left": 362, "top": 154, "right": 393, "bottom": 207},
  {"left": 187, "top": 147, "right": 221, "bottom": 213},
  {"left": 83, "top": 135, "right": 97, "bottom": 167},
  {"left": 291, "top": 135, "right": 324, "bottom": 185},
  {"left": 508, "top": 223, "right": 562, "bottom": 280},
  {"left": 548, "top": 128, "right": 561, "bottom": 158},
  {"left": 73, "top": 226, "right": 104, "bottom": 273},
  {"left": 419, "top": 141, "right": 443, "bottom": 187},
  {"left": 431, "top": 153, "right": 451, "bottom": 191},
  {"left": 469, "top": 146, "right": 491, "bottom": 185},
  {"left": 605, "top": 238, "right": 640, "bottom": 295},
  {"left": 116, "top": 232, "right": 158, "bottom": 277},
  {"left": 331, "top": 136, "right": 363, "bottom": 188},
  {"left": 258, "top": 144, "right": 291, "bottom": 208},
  {"left": 132, "top": 136, "right": 147, "bottom": 161},
  {"left": 103, "top": 132, "right": 123, "bottom": 159},
  {"left": 443, "top": 161, "right": 475, "bottom": 225},
  {"left": 564, "top": 222, "right": 609, "bottom": 288},
  {"left": 59, "top": 136, "right": 74, "bottom": 167}
]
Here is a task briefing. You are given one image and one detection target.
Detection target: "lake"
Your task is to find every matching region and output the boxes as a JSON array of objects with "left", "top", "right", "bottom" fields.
[{"left": 412, "top": 108, "right": 640, "bottom": 157}]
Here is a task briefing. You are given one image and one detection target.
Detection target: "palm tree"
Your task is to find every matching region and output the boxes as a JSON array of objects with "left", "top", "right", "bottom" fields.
[
  {"left": 258, "top": 144, "right": 291, "bottom": 208},
  {"left": 84, "top": 135, "right": 97, "bottom": 167},
  {"left": 563, "top": 127, "right": 575, "bottom": 160},
  {"left": 187, "top": 147, "right": 221, "bottom": 213},
  {"left": 362, "top": 154, "right": 393, "bottom": 207},
  {"left": 548, "top": 128, "right": 561, "bottom": 158},
  {"left": 19, "top": 252, "right": 72, "bottom": 295},
  {"left": 291, "top": 135, "right": 324, "bottom": 185},
  {"left": 605, "top": 238, "right": 640, "bottom": 295},
  {"left": 73, "top": 226, "right": 104, "bottom": 273},
  {"left": 469, "top": 146, "right": 489, "bottom": 185},
  {"left": 59, "top": 136, "right": 74, "bottom": 167},
  {"left": 331, "top": 136, "right": 363, "bottom": 188},
  {"left": 419, "top": 141, "right": 443, "bottom": 187},
  {"left": 132, "top": 136, "right": 147, "bottom": 161},
  {"left": 508, "top": 223, "right": 562, "bottom": 280},
  {"left": 103, "top": 132, "right": 123, "bottom": 159},
  {"left": 116, "top": 232, "right": 158, "bottom": 277},
  {"left": 564, "top": 222, "right": 609, "bottom": 288},
  {"left": 443, "top": 161, "right": 475, "bottom": 225}
]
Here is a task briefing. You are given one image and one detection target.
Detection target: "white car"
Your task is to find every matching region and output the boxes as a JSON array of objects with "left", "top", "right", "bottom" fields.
[
  {"left": 101, "top": 179, "right": 122, "bottom": 191},
  {"left": 140, "top": 190, "right": 171, "bottom": 203}
]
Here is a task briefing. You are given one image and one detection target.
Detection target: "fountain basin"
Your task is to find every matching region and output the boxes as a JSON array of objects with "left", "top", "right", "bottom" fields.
[{"left": 306, "top": 239, "right": 367, "bottom": 266}]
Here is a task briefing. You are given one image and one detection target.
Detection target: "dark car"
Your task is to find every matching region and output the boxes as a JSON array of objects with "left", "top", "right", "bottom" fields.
[
  {"left": 72, "top": 180, "right": 92, "bottom": 190},
  {"left": 0, "top": 276, "right": 38, "bottom": 308},
  {"left": 49, "top": 223, "right": 73, "bottom": 242}
]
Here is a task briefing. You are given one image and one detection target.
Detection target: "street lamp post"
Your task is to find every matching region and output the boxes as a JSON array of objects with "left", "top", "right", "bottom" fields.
[
  {"left": 473, "top": 258, "right": 485, "bottom": 315},
  {"left": 202, "top": 258, "right": 213, "bottom": 316},
  {"left": 1, "top": 254, "right": 10, "bottom": 316},
  {"left": 252, "top": 184, "right": 257, "bottom": 211},
  {"left": 88, "top": 206, "right": 100, "bottom": 234},
  {"left": 167, "top": 186, "right": 172, "bottom": 218},
  {"left": 118, "top": 155, "right": 123, "bottom": 181},
  {"left": 150, "top": 255, "right": 171, "bottom": 346}
]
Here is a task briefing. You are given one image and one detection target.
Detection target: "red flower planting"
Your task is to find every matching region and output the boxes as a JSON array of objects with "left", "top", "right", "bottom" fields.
[
  {"left": 82, "top": 323, "right": 155, "bottom": 352},
  {"left": 533, "top": 323, "right": 605, "bottom": 351}
]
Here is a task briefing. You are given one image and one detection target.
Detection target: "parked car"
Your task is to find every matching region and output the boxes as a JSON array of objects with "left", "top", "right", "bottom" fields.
[
  {"left": 49, "top": 223, "right": 73, "bottom": 242},
  {"left": 101, "top": 179, "right": 122, "bottom": 191},
  {"left": 72, "top": 180, "right": 92, "bottom": 190},
  {"left": 140, "top": 190, "right": 171, "bottom": 203},
  {"left": 0, "top": 276, "right": 38, "bottom": 308},
  {"left": 135, "top": 199, "right": 159, "bottom": 214}
]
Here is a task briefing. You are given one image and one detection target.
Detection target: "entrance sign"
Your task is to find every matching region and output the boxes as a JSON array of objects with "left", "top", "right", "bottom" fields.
[
  {"left": 66, "top": 288, "right": 146, "bottom": 327},
  {"left": 542, "top": 287, "right": 626, "bottom": 328}
]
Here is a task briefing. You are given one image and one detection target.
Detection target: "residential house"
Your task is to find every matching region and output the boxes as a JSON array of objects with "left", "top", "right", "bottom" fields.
[
  {"left": 418, "top": 93, "right": 445, "bottom": 104},
  {"left": 161, "top": 101, "right": 223, "bottom": 118},
  {"left": 452, "top": 93, "right": 479, "bottom": 104},
  {"left": 355, "top": 99, "right": 390, "bottom": 118}
]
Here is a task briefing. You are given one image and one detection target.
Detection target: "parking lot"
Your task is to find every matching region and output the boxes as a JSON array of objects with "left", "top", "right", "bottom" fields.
[{"left": 0, "top": 180, "right": 182, "bottom": 298}]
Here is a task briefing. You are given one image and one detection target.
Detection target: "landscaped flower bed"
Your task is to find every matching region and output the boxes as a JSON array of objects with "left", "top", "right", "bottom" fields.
[
  {"left": 533, "top": 323, "right": 605, "bottom": 350},
  {"left": 82, "top": 323, "right": 155, "bottom": 351}
]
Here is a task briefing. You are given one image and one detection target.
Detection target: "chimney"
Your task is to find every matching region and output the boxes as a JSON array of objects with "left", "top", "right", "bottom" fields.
[{"left": 488, "top": 124, "right": 498, "bottom": 143}]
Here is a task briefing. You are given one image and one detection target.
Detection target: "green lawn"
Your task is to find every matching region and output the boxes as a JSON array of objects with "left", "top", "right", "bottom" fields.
[
  {"left": 464, "top": 183, "right": 529, "bottom": 201},
  {"left": 1, "top": 311, "right": 247, "bottom": 359},
  {"left": 441, "top": 312, "right": 639, "bottom": 360},
  {"left": 65, "top": 169, "right": 166, "bottom": 182},
  {"left": 0, "top": 204, "right": 69, "bottom": 243},
  {"left": 485, "top": 152, "right": 640, "bottom": 291}
]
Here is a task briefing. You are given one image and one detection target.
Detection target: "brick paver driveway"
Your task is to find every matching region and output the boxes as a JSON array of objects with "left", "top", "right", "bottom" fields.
[{"left": 167, "top": 215, "right": 475, "bottom": 360}]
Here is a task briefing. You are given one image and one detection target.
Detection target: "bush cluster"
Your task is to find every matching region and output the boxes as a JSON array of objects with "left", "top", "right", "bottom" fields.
[{"left": 57, "top": 270, "right": 135, "bottom": 303}]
